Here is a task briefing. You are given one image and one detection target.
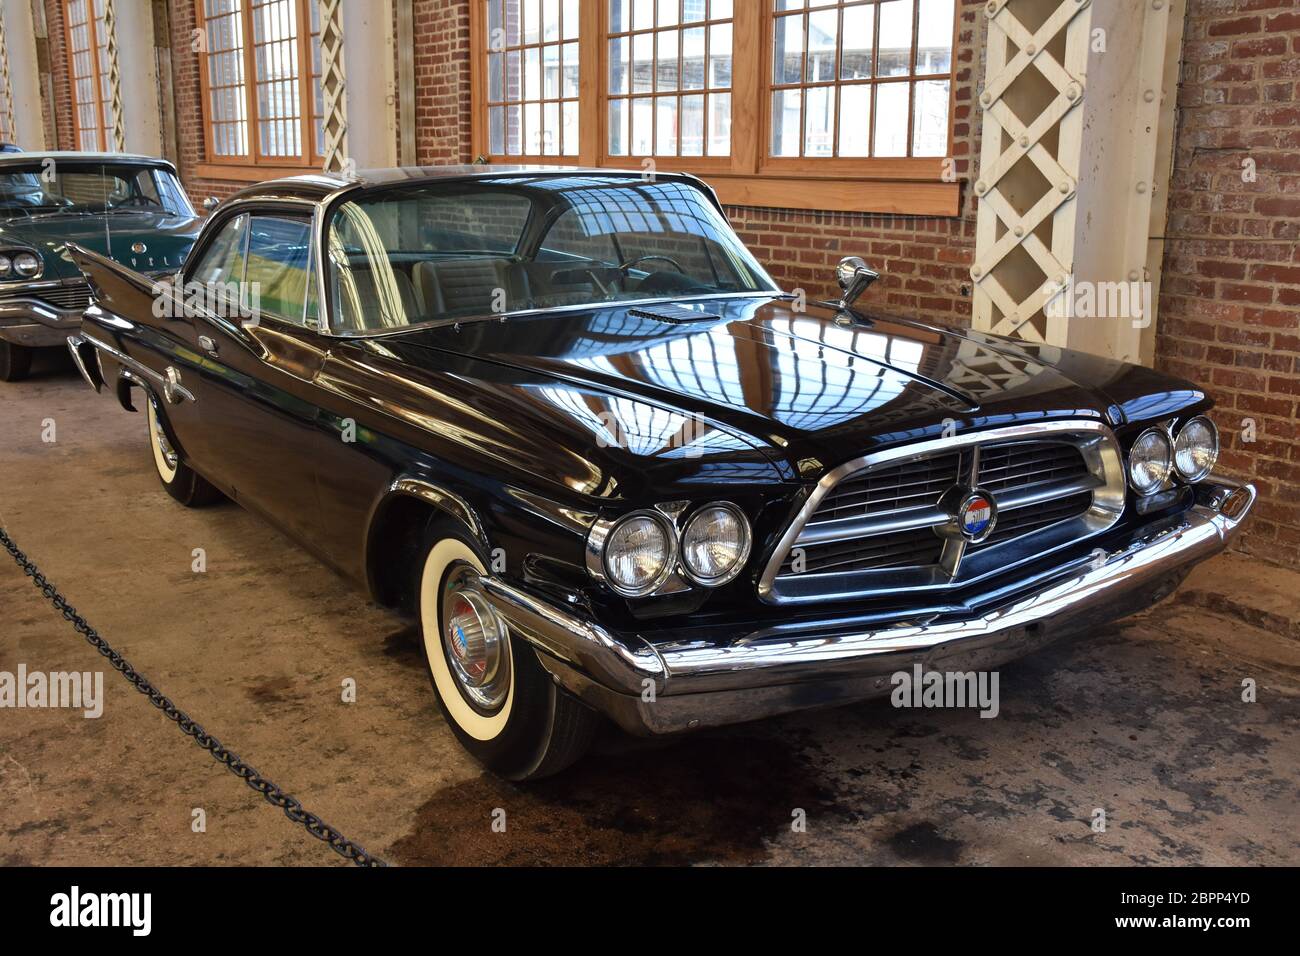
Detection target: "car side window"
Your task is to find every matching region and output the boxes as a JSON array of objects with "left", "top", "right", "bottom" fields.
[
  {"left": 189, "top": 213, "right": 248, "bottom": 289},
  {"left": 243, "top": 215, "right": 314, "bottom": 326}
]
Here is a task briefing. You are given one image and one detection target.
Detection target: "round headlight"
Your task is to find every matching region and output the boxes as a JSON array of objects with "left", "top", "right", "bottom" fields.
[
  {"left": 1174, "top": 416, "right": 1218, "bottom": 483},
  {"left": 681, "top": 502, "right": 751, "bottom": 586},
  {"left": 1129, "top": 427, "right": 1173, "bottom": 495},
  {"left": 0, "top": 255, "right": 11, "bottom": 277},
  {"left": 602, "top": 512, "right": 674, "bottom": 597},
  {"left": 13, "top": 252, "right": 41, "bottom": 278}
]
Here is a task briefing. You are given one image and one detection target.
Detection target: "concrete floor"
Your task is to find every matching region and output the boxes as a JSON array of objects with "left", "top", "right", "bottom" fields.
[{"left": 2, "top": 352, "right": 1298, "bottom": 866}]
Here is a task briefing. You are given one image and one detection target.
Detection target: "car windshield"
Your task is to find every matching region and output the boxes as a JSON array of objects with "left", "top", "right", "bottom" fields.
[
  {"left": 0, "top": 162, "right": 194, "bottom": 218},
  {"left": 326, "top": 175, "right": 778, "bottom": 333}
]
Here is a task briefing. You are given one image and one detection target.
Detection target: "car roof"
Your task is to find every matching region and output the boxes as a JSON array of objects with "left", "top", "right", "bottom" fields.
[
  {"left": 0, "top": 150, "right": 177, "bottom": 169},
  {"left": 226, "top": 164, "right": 709, "bottom": 205}
]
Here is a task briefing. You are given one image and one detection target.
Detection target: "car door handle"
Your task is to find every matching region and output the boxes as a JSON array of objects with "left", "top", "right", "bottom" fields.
[{"left": 198, "top": 335, "right": 218, "bottom": 355}]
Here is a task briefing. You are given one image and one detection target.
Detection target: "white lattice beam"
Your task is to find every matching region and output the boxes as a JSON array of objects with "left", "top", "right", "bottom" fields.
[
  {"left": 972, "top": 0, "right": 1187, "bottom": 366},
  {"left": 102, "top": 0, "right": 124, "bottom": 151},
  {"left": 319, "top": 0, "right": 349, "bottom": 172}
]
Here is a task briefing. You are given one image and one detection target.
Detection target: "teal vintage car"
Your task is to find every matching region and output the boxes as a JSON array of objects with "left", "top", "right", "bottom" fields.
[{"left": 0, "top": 152, "right": 205, "bottom": 380}]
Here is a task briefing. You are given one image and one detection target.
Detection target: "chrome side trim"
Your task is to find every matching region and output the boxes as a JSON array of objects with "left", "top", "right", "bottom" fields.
[
  {"left": 80, "top": 331, "right": 191, "bottom": 402},
  {"left": 757, "top": 420, "right": 1126, "bottom": 605},
  {"left": 388, "top": 476, "right": 486, "bottom": 545}
]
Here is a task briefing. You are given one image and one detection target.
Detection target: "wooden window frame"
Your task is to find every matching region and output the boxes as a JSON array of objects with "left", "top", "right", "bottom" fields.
[
  {"left": 470, "top": 0, "right": 960, "bottom": 215},
  {"left": 62, "top": 0, "right": 112, "bottom": 153},
  {"left": 194, "top": 0, "right": 325, "bottom": 182}
]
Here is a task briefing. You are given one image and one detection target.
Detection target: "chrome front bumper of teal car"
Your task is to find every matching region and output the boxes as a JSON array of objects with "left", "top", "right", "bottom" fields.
[{"left": 478, "top": 480, "right": 1255, "bottom": 736}]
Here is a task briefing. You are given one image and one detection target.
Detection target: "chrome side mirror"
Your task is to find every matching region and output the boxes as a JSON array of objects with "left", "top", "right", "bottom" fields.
[
  {"left": 836, "top": 256, "right": 879, "bottom": 310},
  {"left": 201, "top": 196, "right": 220, "bottom": 212}
]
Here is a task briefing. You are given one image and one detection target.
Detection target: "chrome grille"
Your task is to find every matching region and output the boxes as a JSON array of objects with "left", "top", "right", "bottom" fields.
[
  {"left": 0, "top": 282, "right": 92, "bottom": 312},
  {"left": 760, "top": 422, "right": 1126, "bottom": 605}
]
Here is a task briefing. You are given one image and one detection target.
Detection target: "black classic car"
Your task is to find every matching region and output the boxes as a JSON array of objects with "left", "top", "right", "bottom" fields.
[
  {"left": 66, "top": 166, "right": 1255, "bottom": 779},
  {"left": 0, "top": 152, "right": 203, "bottom": 380}
]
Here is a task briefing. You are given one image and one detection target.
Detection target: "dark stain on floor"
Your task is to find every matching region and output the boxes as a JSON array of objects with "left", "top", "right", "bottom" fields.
[
  {"left": 382, "top": 624, "right": 423, "bottom": 664},
  {"left": 388, "top": 733, "right": 853, "bottom": 866},
  {"left": 885, "top": 821, "right": 964, "bottom": 863}
]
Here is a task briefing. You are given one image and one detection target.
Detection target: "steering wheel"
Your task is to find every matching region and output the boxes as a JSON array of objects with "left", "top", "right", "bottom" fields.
[{"left": 617, "top": 254, "right": 688, "bottom": 275}]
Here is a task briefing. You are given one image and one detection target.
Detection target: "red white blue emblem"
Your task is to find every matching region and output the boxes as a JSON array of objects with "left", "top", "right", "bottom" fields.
[{"left": 958, "top": 492, "right": 996, "bottom": 542}]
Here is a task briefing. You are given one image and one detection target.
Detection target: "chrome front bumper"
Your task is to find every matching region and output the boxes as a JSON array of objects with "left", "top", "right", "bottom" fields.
[
  {"left": 481, "top": 480, "right": 1256, "bottom": 735},
  {"left": 0, "top": 297, "right": 85, "bottom": 347}
]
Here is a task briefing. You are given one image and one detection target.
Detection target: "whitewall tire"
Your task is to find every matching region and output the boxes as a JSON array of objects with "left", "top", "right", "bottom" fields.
[{"left": 416, "top": 522, "right": 600, "bottom": 780}]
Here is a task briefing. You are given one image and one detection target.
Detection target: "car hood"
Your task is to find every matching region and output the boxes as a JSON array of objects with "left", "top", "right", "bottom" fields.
[
  {"left": 0, "top": 211, "right": 201, "bottom": 279},
  {"left": 376, "top": 296, "right": 1204, "bottom": 479}
]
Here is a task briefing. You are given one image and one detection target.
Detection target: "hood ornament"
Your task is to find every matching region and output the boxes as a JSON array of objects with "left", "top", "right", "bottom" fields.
[{"left": 835, "top": 256, "right": 880, "bottom": 315}]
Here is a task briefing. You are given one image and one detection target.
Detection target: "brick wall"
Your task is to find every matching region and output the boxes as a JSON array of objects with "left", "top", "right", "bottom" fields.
[
  {"left": 396, "top": 0, "right": 474, "bottom": 166},
  {"left": 43, "top": 0, "right": 75, "bottom": 150},
  {"left": 1156, "top": 0, "right": 1300, "bottom": 567}
]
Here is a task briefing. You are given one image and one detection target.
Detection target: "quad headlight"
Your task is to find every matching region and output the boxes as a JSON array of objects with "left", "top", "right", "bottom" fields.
[
  {"left": 1129, "top": 426, "right": 1173, "bottom": 496},
  {"left": 1173, "top": 416, "right": 1219, "bottom": 483},
  {"left": 600, "top": 511, "right": 676, "bottom": 597},
  {"left": 12, "top": 251, "right": 41, "bottom": 278},
  {"left": 681, "top": 502, "right": 751, "bottom": 586},
  {"left": 0, "top": 255, "right": 11, "bottom": 277},
  {"left": 592, "top": 502, "right": 752, "bottom": 596}
]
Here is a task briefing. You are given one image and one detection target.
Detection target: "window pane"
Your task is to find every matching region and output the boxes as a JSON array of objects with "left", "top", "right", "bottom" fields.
[
  {"left": 771, "top": 89, "right": 801, "bottom": 157},
  {"left": 633, "top": 0, "right": 653, "bottom": 30},
  {"left": 807, "top": 8, "right": 837, "bottom": 83},
  {"left": 563, "top": 100, "right": 579, "bottom": 154},
  {"left": 631, "top": 96, "right": 653, "bottom": 153},
  {"left": 657, "top": 0, "right": 678, "bottom": 27},
  {"left": 562, "top": 41, "right": 580, "bottom": 97},
  {"left": 490, "top": 106, "right": 505, "bottom": 154},
  {"left": 873, "top": 82, "right": 909, "bottom": 156},
  {"left": 912, "top": 79, "right": 949, "bottom": 155},
  {"left": 633, "top": 33, "right": 654, "bottom": 92},
  {"left": 878, "top": 0, "right": 914, "bottom": 77},
  {"left": 804, "top": 85, "right": 833, "bottom": 157},
  {"left": 656, "top": 96, "right": 678, "bottom": 154},
  {"left": 841, "top": 4, "right": 873, "bottom": 79},
  {"left": 609, "top": 0, "right": 629, "bottom": 33},
  {"left": 610, "top": 37, "right": 629, "bottom": 94},
  {"left": 683, "top": 0, "right": 706, "bottom": 23},
  {"left": 838, "top": 84, "right": 871, "bottom": 156},
  {"left": 772, "top": 14, "right": 803, "bottom": 85},
  {"left": 708, "top": 92, "right": 731, "bottom": 155},
  {"left": 681, "top": 93, "right": 704, "bottom": 156},
  {"left": 657, "top": 29, "right": 680, "bottom": 91},
  {"left": 709, "top": 23, "right": 732, "bottom": 88},
  {"left": 682, "top": 26, "right": 706, "bottom": 89},
  {"left": 916, "top": 0, "right": 953, "bottom": 75},
  {"left": 244, "top": 216, "right": 312, "bottom": 323},
  {"left": 609, "top": 98, "right": 628, "bottom": 154}
]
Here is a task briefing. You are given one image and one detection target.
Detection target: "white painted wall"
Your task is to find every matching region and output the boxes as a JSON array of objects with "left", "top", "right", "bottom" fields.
[
  {"left": 3, "top": 0, "right": 47, "bottom": 149},
  {"left": 340, "top": 0, "right": 397, "bottom": 170},
  {"left": 112, "top": 0, "right": 162, "bottom": 156}
]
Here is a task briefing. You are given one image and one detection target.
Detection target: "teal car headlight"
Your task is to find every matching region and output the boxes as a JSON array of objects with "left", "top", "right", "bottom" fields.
[{"left": 13, "top": 252, "right": 42, "bottom": 278}]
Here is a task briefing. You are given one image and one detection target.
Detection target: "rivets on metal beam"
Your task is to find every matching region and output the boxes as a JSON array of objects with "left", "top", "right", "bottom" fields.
[
  {"left": 1152, "top": 0, "right": 1164, "bottom": 9},
  {"left": 971, "top": 266, "right": 984, "bottom": 279},
  {"left": 1013, "top": 225, "right": 1024, "bottom": 237},
  {"left": 975, "top": 180, "right": 987, "bottom": 194},
  {"left": 1019, "top": 134, "right": 1030, "bottom": 148},
  {"left": 1143, "top": 89, "right": 1156, "bottom": 103},
  {"left": 981, "top": 92, "right": 992, "bottom": 106},
  {"left": 1128, "top": 270, "right": 1141, "bottom": 282},
  {"left": 1059, "top": 181, "right": 1071, "bottom": 193},
  {"left": 1066, "top": 83, "right": 1082, "bottom": 101},
  {"left": 1136, "top": 181, "right": 1148, "bottom": 194},
  {"left": 1025, "top": 43, "right": 1037, "bottom": 56}
]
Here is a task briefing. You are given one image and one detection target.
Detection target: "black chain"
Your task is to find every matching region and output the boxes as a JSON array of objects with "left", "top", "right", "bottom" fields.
[{"left": 0, "top": 526, "right": 387, "bottom": 868}]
